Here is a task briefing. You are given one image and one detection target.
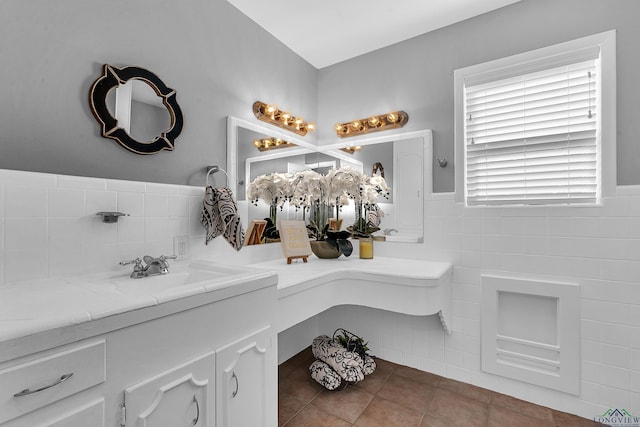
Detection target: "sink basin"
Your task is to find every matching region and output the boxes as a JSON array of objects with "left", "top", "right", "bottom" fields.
[
  {"left": 113, "top": 269, "right": 222, "bottom": 296},
  {"left": 87, "top": 261, "right": 251, "bottom": 298}
]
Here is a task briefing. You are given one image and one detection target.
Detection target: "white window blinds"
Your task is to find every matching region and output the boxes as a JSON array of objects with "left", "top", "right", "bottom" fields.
[{"left": 464, "top": 59, "right": 599, "bottom": 206}]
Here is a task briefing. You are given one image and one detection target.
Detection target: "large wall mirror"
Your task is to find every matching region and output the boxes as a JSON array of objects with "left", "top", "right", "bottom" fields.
[{"left": 227, "top": 116, "right": 432, "bottom": 243}]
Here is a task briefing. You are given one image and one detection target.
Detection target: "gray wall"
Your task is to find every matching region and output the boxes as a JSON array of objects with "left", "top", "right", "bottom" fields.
[
  {"left": 316, "top": 0, "right": 640, "bottom": 192},
  {"left": 2, "top": 0, "right": 638, "bottom": 191},
  {"left": 0, "top": 0, "right": 317, "bottom": 186}
]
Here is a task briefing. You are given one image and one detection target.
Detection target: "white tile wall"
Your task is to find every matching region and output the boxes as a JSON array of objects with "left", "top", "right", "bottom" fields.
[
  {"left": 314, "top": 191, "right": 640, "bottom": 419},
  {"left": 2, "top": 168, "right": 640, "bottom": 420},
  {"left": 0, "top": 169, "right": 232, "bottom": 284}
]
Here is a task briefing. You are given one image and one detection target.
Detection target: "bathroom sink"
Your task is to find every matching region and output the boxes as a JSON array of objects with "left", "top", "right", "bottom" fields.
[
  {"left": 113, "top": 269, "right": 222, "bottom": 297},
  {"left": 87, "top": 261, "right": 251, "bottom": 298}
]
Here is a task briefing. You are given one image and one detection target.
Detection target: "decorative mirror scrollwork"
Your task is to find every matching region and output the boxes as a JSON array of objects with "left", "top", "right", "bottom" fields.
[{"left": 89, "top": 64, "right": 183, "bottom": 155}]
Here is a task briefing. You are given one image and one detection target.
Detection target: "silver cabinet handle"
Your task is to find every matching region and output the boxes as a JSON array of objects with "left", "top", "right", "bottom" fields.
[
  {"left": 192, "top": 395, "right": 200, "bottom": 425},
  {"left": 231, "top": 371, "right": 239, "bottom": 398},
  {"left": 13, "top": 373, "right": 74, "bottom": 397}
]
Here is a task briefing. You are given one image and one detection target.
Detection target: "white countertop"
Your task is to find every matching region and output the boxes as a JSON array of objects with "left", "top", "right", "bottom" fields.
[
  {"left": 0, "top": 255, "right": 453, "bottom": 363},
  {"left": 0, "top": 260, "right": 277, "bottom": 362},
  {"left": 255, "top": 256, "right": 452, "bottom": 295},
  {"left": 254, "top": 256, "right": 453, "bottom": 334}
]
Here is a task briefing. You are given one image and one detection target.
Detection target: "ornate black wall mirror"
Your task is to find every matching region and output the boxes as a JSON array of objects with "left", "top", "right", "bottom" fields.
[{"left": 89, "top": 64, "right": 183, "bottom": 155}]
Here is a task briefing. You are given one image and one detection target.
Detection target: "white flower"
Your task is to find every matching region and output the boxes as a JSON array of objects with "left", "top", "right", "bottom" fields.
[
  {"left": 290, "top": 170, "right": 326, "bottom": 207},
  {"left": 247, "top": 172, "right": 293, "bottom": 206},
  {"left": 368, "top": 175, "right": 390, "bottom": 201},
  {"left": 326, "top": 167, "right": 362, "bottom": 205},
  {"left": 246, "top": 166, "right": 390, "bottom": 209}
]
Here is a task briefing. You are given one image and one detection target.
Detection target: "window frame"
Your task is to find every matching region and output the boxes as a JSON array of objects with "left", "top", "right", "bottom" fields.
[{"left": 454, "top": 30, "right": 616, "bottom": 207}]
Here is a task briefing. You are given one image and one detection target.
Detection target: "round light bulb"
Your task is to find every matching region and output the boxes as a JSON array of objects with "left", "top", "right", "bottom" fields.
[
  {"left": 387, "top": 112, "right": 398, "bottom": 123},
  {"left": 265, "top": 104, "right": 278, "bottom": 114},
  {"left": 253, "top": 139, "right": 261, "bottom": 148},
  {"left": 368, "top": 116, "right": 380, "bottom": 127},
  {"left": 307, "top": 122, "right": 316, "bottom": 132}
]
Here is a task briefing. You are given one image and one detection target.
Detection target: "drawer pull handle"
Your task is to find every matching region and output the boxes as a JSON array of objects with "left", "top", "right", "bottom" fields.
[
  {"left": 13, "top": 373, "right": 74, "bottom": 397},
  {"left": 192, "top": 395, "right": 200, "bottom": 425},
  {"left": 231, "top": 371, "right": 239, "bottom": 398}
]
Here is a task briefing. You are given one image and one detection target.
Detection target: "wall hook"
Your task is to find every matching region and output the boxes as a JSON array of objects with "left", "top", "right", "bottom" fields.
[{"left": 437, "top": 158, "right": 448, "bottom": 168}]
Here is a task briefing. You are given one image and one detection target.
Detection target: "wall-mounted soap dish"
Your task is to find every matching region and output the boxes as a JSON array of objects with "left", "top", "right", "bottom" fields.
[{"left": 97, "top": 212, "right": 129, "bottom": 223}]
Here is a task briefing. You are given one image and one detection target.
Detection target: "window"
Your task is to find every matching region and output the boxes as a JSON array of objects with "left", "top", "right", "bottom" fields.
[{"left": 454, "top": 31, "right": 616, "bottom": 207}]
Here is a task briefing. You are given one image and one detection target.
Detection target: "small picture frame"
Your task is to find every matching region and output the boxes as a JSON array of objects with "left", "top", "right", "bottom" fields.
[
  {"left": 278, "top": 220, "right": 312, "bottom": 264},
  {"left": 244, "top": 219, "right": 267, "bottom": 246}
]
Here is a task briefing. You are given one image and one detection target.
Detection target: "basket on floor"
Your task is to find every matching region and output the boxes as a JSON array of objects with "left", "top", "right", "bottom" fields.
[{"left": 308, "top": 328, "right": 376, "bottom": 390}]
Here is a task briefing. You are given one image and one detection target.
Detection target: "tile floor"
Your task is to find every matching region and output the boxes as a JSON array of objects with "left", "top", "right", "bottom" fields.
[{"left": 279, "top": 347, "right": 604, "bottom": 427}]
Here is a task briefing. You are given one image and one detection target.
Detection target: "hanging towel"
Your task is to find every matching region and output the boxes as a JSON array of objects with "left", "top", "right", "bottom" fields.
[{"left": 201, "top": 186, "right": 244, "bottom": 250}]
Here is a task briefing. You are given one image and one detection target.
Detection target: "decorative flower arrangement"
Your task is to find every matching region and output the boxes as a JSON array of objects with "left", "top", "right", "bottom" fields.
[
  {"left": 247, "top": 171, "right": 293, "bottom": 239},
  {"left": 349, "top": 173, "right": 390, "bottom": 237},
  {"left": 247, "top": 166, "right": 390, "bottom": 249}
]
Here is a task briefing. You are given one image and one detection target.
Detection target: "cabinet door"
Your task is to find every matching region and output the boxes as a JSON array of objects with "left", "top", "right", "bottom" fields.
[
  {"left": 124, "top": 351, "right": 215, "bottom": 427},
  {"left": 216, "top": 326, "right": 275, "bottom": 427},
  {"left": 394, "top": 137, "right": 424, "bottom": 234}
]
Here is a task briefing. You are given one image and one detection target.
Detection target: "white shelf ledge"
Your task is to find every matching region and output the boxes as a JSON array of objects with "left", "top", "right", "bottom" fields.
[{"left": 254, "top": 256, "right": 453, "bottom": 334}]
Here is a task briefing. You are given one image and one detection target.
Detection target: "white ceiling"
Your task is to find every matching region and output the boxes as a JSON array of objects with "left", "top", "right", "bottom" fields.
[{"left": 227, "top": 0, "right": 522, "bottom": 69}]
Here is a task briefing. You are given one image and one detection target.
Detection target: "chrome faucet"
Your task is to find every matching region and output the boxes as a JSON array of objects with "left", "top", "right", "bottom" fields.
[
  {"left": 383, "top": 228, "right": 398, "bottom": 236},
  {"left": 119, "top": 255, "right": 177, "bottom": 279}
]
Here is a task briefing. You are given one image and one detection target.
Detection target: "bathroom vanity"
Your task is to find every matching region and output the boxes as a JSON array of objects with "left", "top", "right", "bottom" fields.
[
  {"left": 0, "top": 262, "right": 278, "bottom": 427},
  {"left": 0, "top": 253, "right": 452, "bottom": 427}
]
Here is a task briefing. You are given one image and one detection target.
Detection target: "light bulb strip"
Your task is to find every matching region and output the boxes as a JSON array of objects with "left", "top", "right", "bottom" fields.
[
  {"left": 340, "top": 146, "right": 362, "bottom": 155},
  {"left": 253, "top": 101, "right": 316, "bottom": 136},
  {"left": 253, "top": 137, "right": 297, "bottom": 152},
  {"left": 335, "top": 111, "right": 408, "bottom": 138}
]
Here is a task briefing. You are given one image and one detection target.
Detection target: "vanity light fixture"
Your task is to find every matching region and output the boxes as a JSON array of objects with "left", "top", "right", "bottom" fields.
[
  {"left": 335, "top": 111, "right": 408, "bottom": 138},
  {"left": 253, "top": 137, "right": 297, "bottom": 152},
  {"left": 253, "top": 101, "right": 316, "bottom": 136},
  {"left": 339, "top": 146, "right": 362, "bottom": 155}
]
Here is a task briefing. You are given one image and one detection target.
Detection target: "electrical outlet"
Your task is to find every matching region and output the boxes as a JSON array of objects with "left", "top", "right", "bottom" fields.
[{"left": 173, "top": 236, "right": 189, "bottom": 260}]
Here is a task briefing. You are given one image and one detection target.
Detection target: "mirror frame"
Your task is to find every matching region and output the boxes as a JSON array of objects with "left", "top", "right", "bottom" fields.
[
  {"left": 227, "top": 115, "right": 433, "bottom": 243},
  {"left": 89, "top": 64, "right": 184, "bottom": 155},
  {"left": 227, "top": 116, "right": 318, "bottom": 198}
]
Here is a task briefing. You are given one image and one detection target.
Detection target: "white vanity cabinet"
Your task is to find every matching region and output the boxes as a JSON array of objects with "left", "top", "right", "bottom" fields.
[
  {"left": 123, "top": 352, "right": 215, "bottom": 426},
  {"left": 215, "top": 326, "right": 273, "bottom": 427},
  {"left": 109, "top": 282, "right": 277, "bottom": 427},
  {"left": 0, "top": 272, "right": 278, "bottom": 427}
]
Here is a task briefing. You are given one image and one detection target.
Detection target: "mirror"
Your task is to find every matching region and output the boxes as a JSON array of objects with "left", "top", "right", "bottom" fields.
[
  {"left": 227, "top": 116, "right": 431, "bottom": 243},
  {"left": 106, "top": 79, "right": 171, "bottom": 143},
  {"left": 89, "top": 64, "right": 183, "bottom": 155}
]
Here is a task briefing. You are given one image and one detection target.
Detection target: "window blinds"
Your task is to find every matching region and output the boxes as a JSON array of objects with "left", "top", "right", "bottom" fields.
[{"left": 464, "top": 59, "right": 599, "bottom": 206}]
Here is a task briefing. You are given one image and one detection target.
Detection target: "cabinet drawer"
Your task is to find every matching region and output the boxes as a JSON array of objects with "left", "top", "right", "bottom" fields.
[{"left": 0, "top": 340, "right": 106, "bottom": 424}]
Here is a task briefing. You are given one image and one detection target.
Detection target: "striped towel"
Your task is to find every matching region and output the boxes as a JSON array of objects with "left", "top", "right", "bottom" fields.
[{"left": 201, "top": 186, "right": 244, "bottom": 250}]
